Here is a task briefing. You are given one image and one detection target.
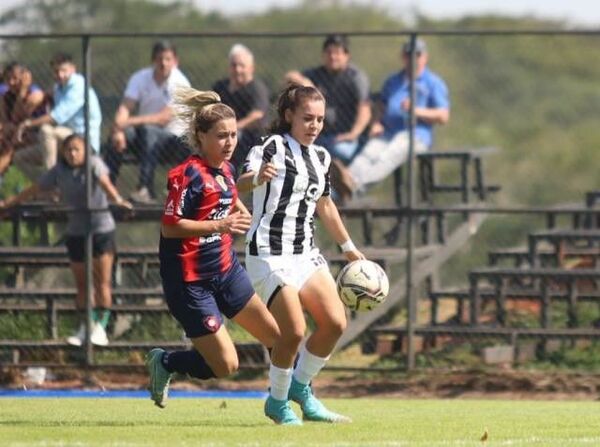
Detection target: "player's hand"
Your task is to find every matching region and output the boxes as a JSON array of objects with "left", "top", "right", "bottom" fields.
[
  {"left": 255, "top": 162, "right": 277, "bottom": 186},
  {"left": 219, "top": 211, "right": 252, "bottom": 235},
  {"left": 335, "top": 132, "right": 357, "bottom": 143},
  {"left": 344, "top": 250, "right": 365, "bottom": 262},
  {"left": 368, "top": 122, "right": 384, "bottom": 137},
  {"left": 111, "top": 129, "right": 127, "bottom": 152},
  {"left": 116, "top": 197, "right": 133, "bottom": 210}
]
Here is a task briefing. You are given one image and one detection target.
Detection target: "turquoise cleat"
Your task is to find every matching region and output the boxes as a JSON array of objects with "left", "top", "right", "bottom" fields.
[
  {"left": 264, "top": 396, "right": 303, "bottom": 426},
  {"left": 146, "top": 348, "right": 173, "bottom": 409},
  {"left": 288, "top": 377, "right": 352, "bottom": 423}
]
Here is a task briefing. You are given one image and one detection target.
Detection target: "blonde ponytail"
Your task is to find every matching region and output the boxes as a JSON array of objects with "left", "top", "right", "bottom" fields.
[{"left": 172, "top": 87, "right": 235, "bottom": 150}]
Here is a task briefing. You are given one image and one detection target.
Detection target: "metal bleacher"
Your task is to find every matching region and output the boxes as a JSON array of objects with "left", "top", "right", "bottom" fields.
[{"left": 0, "top": 148, "right": 503, "bottom": 368}]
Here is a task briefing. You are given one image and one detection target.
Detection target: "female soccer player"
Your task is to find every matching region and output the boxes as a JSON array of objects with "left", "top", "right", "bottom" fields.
[
  {"left": 0, "top": 133, "right": 132, "bottom": 346},
  {"left": 238, "top": 84, "right": 364, "bottom": 425},
  {"left": 146, "top": 88, "right": 282, "bottom": 409}
]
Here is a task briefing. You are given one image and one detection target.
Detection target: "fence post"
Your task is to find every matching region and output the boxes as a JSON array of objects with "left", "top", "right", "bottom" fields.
[
  {"left": 405, "top": 33, "right": 418, "bottom": 371},
  {"left": 82, "top": 35, "right": 95, "bottom": 367}
]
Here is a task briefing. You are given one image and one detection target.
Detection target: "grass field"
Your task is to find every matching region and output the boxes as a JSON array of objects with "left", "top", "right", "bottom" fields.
[{"left": 1, "top": 397, "right": 600, "bottom": 446}]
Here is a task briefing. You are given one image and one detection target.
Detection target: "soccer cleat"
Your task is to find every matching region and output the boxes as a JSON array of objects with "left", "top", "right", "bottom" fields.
[
  {"left": 146, "top": 348, "right": 173, "bottom": 409},
  {"left": 288, "top": 377, "right": 352, "bottom": 423},
  {"left": 66, "top": 324, "right": 85, "bottom": 347},
  {"left": 264, "top": 396, "right": 303, "bottom": 426},
  {"left": 90, "top": 323, "right": 109, "bottom": 346}
]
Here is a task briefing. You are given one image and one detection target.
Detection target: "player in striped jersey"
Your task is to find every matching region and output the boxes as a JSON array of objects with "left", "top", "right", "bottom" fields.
[
  {"left": 238, "top": 84, "right": 364, "bottom": 425},
  {"left": 145, "top": 88, "right": 283, "bottom": 409}
]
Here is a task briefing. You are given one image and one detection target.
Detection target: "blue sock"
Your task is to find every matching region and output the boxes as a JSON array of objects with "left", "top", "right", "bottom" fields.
[{"left": 162, "top": 350, "right": 216, "bottom": 380}]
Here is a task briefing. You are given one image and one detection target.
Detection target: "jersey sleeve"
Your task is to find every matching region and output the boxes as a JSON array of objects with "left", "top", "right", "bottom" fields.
[
  {"left": 243, "top": 136, "right": 279, "bottom": 174},
  {"left": 161, "top": 166, "right": 202, "bottom": 225}
]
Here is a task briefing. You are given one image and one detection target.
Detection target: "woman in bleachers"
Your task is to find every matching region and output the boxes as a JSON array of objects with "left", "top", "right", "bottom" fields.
[{"left": 0, "top": 133, "right": 132, "bottom": 346}]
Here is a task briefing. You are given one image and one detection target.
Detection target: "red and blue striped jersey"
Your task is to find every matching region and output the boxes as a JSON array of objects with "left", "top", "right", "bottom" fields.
[{"left": 159, "top": 155, "right": 238, "bottom": 282}]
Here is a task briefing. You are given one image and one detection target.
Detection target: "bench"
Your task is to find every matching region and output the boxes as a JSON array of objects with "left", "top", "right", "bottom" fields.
[
  {"left": 416, "top": 149, "right": 501, "bottom": 205},
  {"left": 488, "top": 246, "right": 600, "bottom": 268},
  {"left": 428, "top": 286, "right": 600, "bottom": 326},
  {"left": 527, "top": 229, "right": 600, "bottom": 268},
  {"left": 468, "top": 267, "right": 600, "bottom": 327},
  {"left": 370, "top": 324, "right": 600, "bottom": 358},
  {"left": 0, "top": 340, "right": 267, "bottom": 368}
]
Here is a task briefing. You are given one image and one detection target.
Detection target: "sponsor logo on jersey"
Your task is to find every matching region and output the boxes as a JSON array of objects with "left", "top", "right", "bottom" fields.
[{"left": 165, "top": 199, "right": 175, "bottom": 216}]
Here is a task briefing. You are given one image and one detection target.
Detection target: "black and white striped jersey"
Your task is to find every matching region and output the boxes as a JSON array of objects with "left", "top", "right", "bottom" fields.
[{"left": 243, "top": 133, "right": 331, "bottom": 256}]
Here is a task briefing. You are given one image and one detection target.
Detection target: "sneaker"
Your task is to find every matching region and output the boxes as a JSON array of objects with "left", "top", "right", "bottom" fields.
[
  {"left": 264, "top": 396, "right": 302, "bottom": 426},
  {"left": 146, "top": 348, "right": 172, "bottom": 409},
  {"left": 289, "top": 377, "right": 351, "bottom": 423},
  {"left": 129, "top": 186, "right": 156, "bottom": 204},
  {"left": 66, "top": 324, "right": 85, "bottom": 347},
  {"left": 90, "top": 323, "right": 109, "bottom": 346}
]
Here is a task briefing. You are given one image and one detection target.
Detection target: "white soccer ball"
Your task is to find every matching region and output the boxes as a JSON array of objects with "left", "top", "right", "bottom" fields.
[{"left": 336, "top": 260, "right": 389, "bottom": 312}]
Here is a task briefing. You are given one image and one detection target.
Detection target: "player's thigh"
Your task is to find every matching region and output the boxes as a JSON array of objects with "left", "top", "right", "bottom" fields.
[
  {"left": 269, "top": 285, "right": 306, "bottom": 344},
  {"left": 300, "top": 268, "right": 347, "bottom": 331},
  {"left": 190, "top": 326, "right": 238, "bottom": 376},
  {"left": 231, "top": 293, "right": 280, "bottom": 348}
]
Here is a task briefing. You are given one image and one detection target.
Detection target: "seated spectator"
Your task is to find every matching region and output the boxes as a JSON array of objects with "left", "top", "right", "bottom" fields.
[
  {"left": 285, "top": 34, "right": 371, "bottom": 165},
  {"left": 105, "top": 40, "right": 191, "bottom": 204},
  {"left": 12, "top": 52, "right": 102, "bottom": 181},
  {"left": 212, "top": 44, "right": 270, "bottom": 171},
  {"left": 333, "top": 39, "right": 450, "bottom": 203},
  {"left": 0, "top": 134, "right": 132, "bottom": 346},
  {"left": 0, "top": 62, "right": 46, "bottom": 177}
]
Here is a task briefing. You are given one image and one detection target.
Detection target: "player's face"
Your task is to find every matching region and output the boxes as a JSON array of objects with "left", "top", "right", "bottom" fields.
[
  {"left": 62, "top": 138, "right": 85, "bottom": 168},
  {"left": 52, "top": 62, "right": 75, "bottom": 86},
  {"left": 229, "top": 53, "right": 254, "bottom": 86},
  {"left": 322, "top": 44, "right": 349, "bottom": 72},
  {"left": 402, "top": 51, "right": 428, "bottom": 76},
  {"left": 286, "top": 98, "right": 325, "bottom": 146},
  {"left": 153, "top": 50, "right": 177, "bottom": 79},
  {"left": 198, "top": 118, "right": 238, "bottom": 167},
  {"left": 6, "top": 68, "right": 22, "bottom": 93}
]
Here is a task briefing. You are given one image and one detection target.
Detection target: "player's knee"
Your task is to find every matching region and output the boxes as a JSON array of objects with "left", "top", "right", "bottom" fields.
[
  {"left": 262, "top": 325, "right": 282, "bottom": 349},
  {"left": 325, "top": 315, "right": 347, "bottom": 338},
  {"left": 281, "top": 324, "right": 305, "bottom": 351}
]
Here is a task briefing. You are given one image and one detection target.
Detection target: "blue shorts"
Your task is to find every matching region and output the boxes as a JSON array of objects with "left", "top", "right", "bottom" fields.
[{"left": 161, "top": 258, "right": 255, "bottom": 338}]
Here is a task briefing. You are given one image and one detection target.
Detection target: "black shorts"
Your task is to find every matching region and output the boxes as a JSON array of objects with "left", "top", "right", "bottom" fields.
[
  {"left": 65, "top": 231, "right": 116, "bottom": 263},
  {"left": 161, "top": 257, "right": 255, "bottom": 338}
]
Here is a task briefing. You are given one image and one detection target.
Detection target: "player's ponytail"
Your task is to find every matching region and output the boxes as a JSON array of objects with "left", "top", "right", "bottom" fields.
[
  {"left": 173, "top": 87, "right": 236, "bottom": 150},
  {"left": 270, "top": 83, "right": 325, "bottom": 135}
]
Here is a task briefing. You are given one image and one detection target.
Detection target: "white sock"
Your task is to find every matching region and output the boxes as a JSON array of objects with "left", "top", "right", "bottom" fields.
[
  {"left": 293, "top": 345, "right": 329, "bottom": 385},
  {"left": 269, "top": 364, "right": 293, "bottom": 401}
]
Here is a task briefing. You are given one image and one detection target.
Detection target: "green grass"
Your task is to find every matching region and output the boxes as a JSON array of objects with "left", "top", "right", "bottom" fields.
[{"left": 1, "top": 398, "right": 600, "bottom": 446}]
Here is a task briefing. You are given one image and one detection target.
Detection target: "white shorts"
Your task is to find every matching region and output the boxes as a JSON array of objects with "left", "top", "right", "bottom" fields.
[{"left": 245, "top": 248, "right": 330, "bottom": 305}]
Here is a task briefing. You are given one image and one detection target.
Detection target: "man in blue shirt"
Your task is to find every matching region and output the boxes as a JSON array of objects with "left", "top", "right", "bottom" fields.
[
  {"left": 13, "top": 52, "right": 102, "bottom": 180},
  {"left": 334, "top": 39, "right": 449, "bottom": 202}
]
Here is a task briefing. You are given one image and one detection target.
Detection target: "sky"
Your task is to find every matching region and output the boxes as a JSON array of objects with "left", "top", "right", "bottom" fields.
[{"left": 0, "top": 0, "right": 599, "bottom": 27}]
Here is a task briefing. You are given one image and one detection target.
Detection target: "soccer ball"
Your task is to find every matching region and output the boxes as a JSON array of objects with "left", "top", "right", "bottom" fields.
[{"left": 336, "top": 260, "right": 389, "bottom": 312}]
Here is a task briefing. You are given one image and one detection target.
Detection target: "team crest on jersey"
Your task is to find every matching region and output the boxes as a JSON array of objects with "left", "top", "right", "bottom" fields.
[
  {"left": 215, "top": 175, "right": 228, "bottom": 191},
  {"left": 203, "top": 315, "right": 220, "bottom": 332}
]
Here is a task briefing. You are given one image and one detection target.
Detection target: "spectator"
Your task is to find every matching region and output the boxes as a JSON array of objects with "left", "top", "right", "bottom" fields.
[
  {"left": 13, "top": 53, "right": 102, "bottom": 181},
  {"left": 212, "top": 44, "right": 270, "bottom": 171},
  {"left": 0, "top": 62, "right": 46, "bottom": 177},
  {"left": 334, "top": 38, "right": 450, "bottom": 202},
  {"left": 285, "top": 34, "right": 371, "bottom": 165},
  {"left": 106, "top": 40, "right": 191, "bottom": 204},
  {"left": 0, "top": 134, "right": 132, "bottom": 346}
]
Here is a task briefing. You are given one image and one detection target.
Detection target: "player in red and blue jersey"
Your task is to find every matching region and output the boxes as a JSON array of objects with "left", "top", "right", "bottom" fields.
[{"left": 146, "top": 88, "right": 282, "bottom": 409}]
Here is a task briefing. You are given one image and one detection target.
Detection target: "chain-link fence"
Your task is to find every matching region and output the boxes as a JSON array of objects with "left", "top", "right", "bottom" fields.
[{"left": 0, "top": 31, "right": 599, "bottom": 377}]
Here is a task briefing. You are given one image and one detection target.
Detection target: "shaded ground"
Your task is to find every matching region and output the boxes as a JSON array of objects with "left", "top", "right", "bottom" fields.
[{"left": 2, "top": 367, "right": 599, "bottom": 400}]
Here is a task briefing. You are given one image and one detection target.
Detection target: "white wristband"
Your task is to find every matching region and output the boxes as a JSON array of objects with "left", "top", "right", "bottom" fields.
[
  {"left": 252, "top": 172, "right": 260, "bottom": 187},
  {"left": 340, "top": 240, "right": 357, "bottom": 253}
]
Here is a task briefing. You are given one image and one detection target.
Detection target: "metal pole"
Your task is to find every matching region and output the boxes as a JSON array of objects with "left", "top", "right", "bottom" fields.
[
  {"left": 82, "top": 35, "right": 94, "bottom": 366},
  {"left": 405, "top": 33, "right": 418, "bottom": 370}
]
